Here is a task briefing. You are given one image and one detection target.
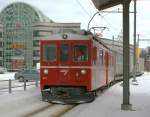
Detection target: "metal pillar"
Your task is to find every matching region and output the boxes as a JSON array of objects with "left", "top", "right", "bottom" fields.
[
  {"left": 112, "top": 35, "right": 115, "bottom": 48},
  {"left": 24, "top": 80, "right": 26, "bottom": 91},
  {"left": 35, "top": 80, "right": 38, "bottom": 87},
  {"left": 132, "top": 0, "right": 138, "bottom": 83},
  {"left": 121, "top": 0, "right": 132, "bottom": 110},
  {"left": 9, "top": 79, "right": 12, "bottom": 93}
]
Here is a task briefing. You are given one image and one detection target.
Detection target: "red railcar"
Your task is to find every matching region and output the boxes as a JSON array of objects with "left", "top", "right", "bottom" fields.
[{"left": 40, "top": 32, "right": 114, "bottom": 103}]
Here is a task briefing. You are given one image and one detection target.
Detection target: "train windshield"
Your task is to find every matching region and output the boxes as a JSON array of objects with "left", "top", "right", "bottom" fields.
[
  {"left": 60, "top": 44, "right": 69, "bottom": 62},
  {"left": 73, "top": 44, "right": 88, "bottom": 62},
  {"left": 43, "top": 44, "right": 57, "bottom": 62}
]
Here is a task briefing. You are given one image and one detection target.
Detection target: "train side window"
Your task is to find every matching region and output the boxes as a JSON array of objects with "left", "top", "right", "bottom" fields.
[
  {"left": 110, "top": 55, "right": 112, "bottom": 66},
  {"left": 93, "top": 47, "right": 97, "bottom": 65},
  {"left": 99, "top": 49, "right": 103, "bottom": 65},
  {"left": 60, "top": 44, "right": 69, "bottom": 62},
  {"left": 43, "top": 44, "right": 57, "bottom": 62},
  {"left": 93, "top": 47, "right": 97, "bottom": 62},
  {"left": 112, "top": 56, "right": 114, "bottom": 66},
  {"left": 73, "top": 44, "right": 88, "bottom": 62}
]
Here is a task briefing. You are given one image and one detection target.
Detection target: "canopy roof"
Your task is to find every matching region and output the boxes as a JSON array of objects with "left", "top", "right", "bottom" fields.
[
  {"left": 0, "top": 2, "right": 53, "bottom": 23},
  {"left": 92, "top": 0, "right": 125, "bottom": 10}
]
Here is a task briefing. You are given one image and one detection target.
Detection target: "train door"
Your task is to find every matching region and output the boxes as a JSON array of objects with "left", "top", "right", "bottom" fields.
[
  {"left": 105, "top": 51, "right": 109, "bottom": 85},
  {"left": 108, "top": 54, "right": 114, "bottom": 83},
  {"left": 59, "top": 43, "right": 70, "bottom": 66},
  {"left": 58, "top": 43, "right": 71, "bottom": 83}
]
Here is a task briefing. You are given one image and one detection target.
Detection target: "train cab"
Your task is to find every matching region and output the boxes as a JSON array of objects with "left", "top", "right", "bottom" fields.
[{"left": 40, "top": 33, "right": 114, "bottom": 103}]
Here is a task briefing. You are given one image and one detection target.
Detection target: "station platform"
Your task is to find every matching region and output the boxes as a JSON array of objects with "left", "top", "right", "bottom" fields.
[{"left": 63, "top": 72, "right": 150, "bottom": 117}]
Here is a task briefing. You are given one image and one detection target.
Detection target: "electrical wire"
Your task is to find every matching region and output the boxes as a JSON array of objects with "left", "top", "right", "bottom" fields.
[
  {"left": 75, "top": 0, "right": 99, "bottom": 28},
  {"left": 76, "top": 0, "right": 92, "bottom": 19},
  {"left": 87, "top": 0, "right": 96, "bottom": 10},
  {"left": 76, "top": 0, "right": 121, "bottom": 36},
  {"left": 100, "top": 14, "right": 122, "bottom": 31}
]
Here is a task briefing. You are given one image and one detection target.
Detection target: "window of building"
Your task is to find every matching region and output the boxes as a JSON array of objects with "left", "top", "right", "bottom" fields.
[
  {"left": 0, "top": 60, "right": 2, "bottom": 66},
  {"left": 33, "top": 30, "right": 39, "bottom": 37},
  {"left": 0, "top": 42, "right": 3, "bottom": 47},
  {"left": 0, "top": 51, "right": 2, "bottom": 57},
  {"left": 33, "top": 40, "right": 40, "bottom": 47},
  {"left": 33, "top": 50, "right": 40, "bottom": 56},
  {"left": 0, "top": 32, "right": 2, "bottom": 38}
]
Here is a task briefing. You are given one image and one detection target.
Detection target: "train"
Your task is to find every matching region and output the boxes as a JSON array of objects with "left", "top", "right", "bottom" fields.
[{"left": 40, "top": 31, "right": 144, "bottom": 104}]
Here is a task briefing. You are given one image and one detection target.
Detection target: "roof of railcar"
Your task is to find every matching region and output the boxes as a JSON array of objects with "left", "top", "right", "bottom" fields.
[
  {"left": 40, "top": 33, "right": 113, "bottom": 52},
  {"left": 40, "top": 33, "right": 92, "bottom": 41}
]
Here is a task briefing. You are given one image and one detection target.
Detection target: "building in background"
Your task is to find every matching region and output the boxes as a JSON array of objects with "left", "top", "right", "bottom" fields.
[{"left": 0, "top": 2, "right": 80, "bottom": 71}]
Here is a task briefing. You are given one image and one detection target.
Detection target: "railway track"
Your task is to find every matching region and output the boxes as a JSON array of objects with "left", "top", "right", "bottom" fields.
[
  {"left": 20, "top": 83, "right": 116, "bottom": 117},
  {"left": 21, "top": 80, "right": 119, "bottom": 117},
  {"left": 29, "top": 86, "right": 113, "bottom": 117},
  {"left": 22, "top": 103, "right": 76, "bottom": 117}
]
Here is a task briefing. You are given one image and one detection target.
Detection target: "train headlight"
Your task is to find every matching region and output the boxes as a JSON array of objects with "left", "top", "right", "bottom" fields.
[
  {"left": 44, "top": 69, "right": 48, "bottom": 75},
  {"left": 81, "top": 69, "right": 87, "bottom": 75}
]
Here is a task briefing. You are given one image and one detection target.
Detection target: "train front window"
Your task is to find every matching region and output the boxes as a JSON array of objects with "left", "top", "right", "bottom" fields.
[
  {"left": 60, "top": 44, "right": 69, "bottom": 62},
  {"left": 73, "top": 44, "right": 88, "bottom": 62},
  {"left": 43, "top": 44, "right": 56, "bottom": 62}
]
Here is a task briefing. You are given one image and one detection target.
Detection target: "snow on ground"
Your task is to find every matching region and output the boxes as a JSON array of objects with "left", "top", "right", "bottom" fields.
[
  {"left": 0, "top": 72, "right": 45, "bottom": 117},
  {"left": 0, "top": 72, "right": 150, "bottom": 117},
  {"left": 63, "top": 72, "right": 150, "bottom": 117},
  {"left": 0, "top": 87, "right": 48, "bottom": 117}
]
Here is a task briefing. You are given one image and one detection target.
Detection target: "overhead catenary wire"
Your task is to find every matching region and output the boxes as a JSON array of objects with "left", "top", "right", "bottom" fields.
[
  {"left": 76, "top": 0, "right": 92, "bottom": 18},
  {"left": 76, "top": 0, "right": 122, "bottom": 34},
  {"left": 98, "top": 8, "right": 135, "bottom": 35},
  {"left": 100, "top": 15, "right": 121, "bottom": 31},
  {"left": 87, "top": 0, "right": 97, "bottom": 10},
  {"left": 76, "top": 0, "right": 127, "bottom": 37},
  {"left": 75, "top": 0, "right": 99, "bottom": 28}
]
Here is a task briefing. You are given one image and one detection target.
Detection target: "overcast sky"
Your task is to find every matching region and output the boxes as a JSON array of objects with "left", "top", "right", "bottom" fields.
[{"left": 0, "top": 0, "right": 150, "bottom": 48}]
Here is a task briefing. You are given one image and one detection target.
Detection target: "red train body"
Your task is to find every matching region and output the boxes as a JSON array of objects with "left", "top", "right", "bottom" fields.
[{"left": 40, "top": 33, "right": 115, "bottom": 103}]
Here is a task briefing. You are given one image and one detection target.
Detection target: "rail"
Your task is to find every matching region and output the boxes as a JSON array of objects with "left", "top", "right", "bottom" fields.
[{"left": 0, "top": 79, "right": 39, "bottom": 93}]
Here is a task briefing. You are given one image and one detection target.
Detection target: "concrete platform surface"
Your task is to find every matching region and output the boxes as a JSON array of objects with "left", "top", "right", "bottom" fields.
[{"left": 63, "top": 72, "right": 150, "bottom": 117}]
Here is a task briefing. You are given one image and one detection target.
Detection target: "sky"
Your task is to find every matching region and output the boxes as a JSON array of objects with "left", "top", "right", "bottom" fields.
[{"left": 0, "top": 0, "right": 150, "bottom": 48}]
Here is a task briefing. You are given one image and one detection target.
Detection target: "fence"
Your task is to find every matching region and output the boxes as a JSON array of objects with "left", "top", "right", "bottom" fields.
[{"left": 0, "top": 79, "right": 39, "bottom": 93}]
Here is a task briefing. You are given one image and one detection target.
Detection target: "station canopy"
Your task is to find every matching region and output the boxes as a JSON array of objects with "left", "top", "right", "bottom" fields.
[{"left": 92, "top": 0, "right": 126, "bottom": 10}]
